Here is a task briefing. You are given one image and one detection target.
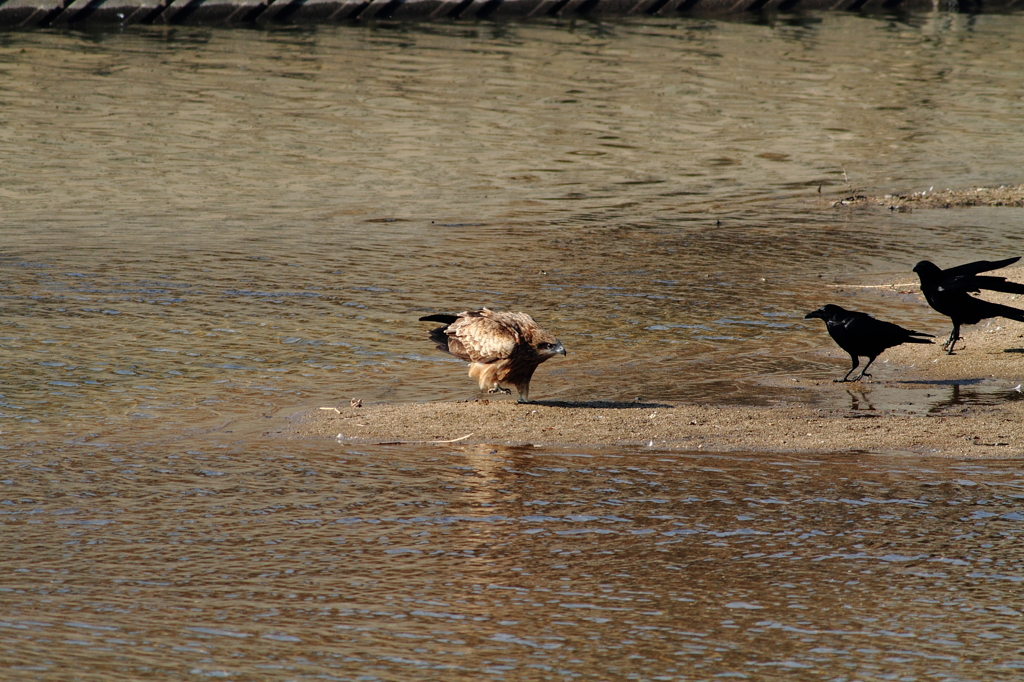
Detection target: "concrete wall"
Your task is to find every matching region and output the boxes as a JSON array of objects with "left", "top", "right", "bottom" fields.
[{"left": 0, "top": 0, "right": 998, "bottom": 29}]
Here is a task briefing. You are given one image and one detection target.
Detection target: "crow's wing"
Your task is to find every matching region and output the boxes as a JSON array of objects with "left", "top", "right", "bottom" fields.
[
  {"left": 830, "top": 311, "right": 879, "bottom": 350},
  {"left": 965, "top": 275, "right": 1024, "bottom": 295},
  {"left": 845, "top": 314, "right": 896, "bottom": 342},
  {"left": 839, "top": 310, "right": 889, "bottom": 331},
  {"left": 873, "top": 318, "right": 933, "bottom": 341},
  {"left": 842, "top": 313, "right": 932, "bottom": 348},
  {"left": 940, "top": 256, "right": 1020, "bottom": 282},
  {"left": 939, "top": 271, "right": 1024, "bottom": 295}
]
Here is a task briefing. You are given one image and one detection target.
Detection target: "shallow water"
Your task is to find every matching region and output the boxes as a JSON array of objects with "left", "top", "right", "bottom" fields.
[
  {"left": 4, "top": 443, "right": 1024, "bottom": 679},
  {"left": 3, "top": 13, "right": 1024, "bottom": 680},
  {"left": 4, "top": 15, "right": 1024, "bottom": 441}
]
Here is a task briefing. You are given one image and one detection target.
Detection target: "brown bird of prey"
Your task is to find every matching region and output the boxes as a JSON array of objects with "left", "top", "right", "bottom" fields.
[{"left": 419, "top": 308, "right": 566, "bottom": 403}]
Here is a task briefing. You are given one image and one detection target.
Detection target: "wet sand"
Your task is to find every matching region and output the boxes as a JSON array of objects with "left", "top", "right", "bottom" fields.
[
  {"left": 832, "top": 184, "right": 1024, "bottom": 210},
  {"left": 283, "top": 268, "right": 1024, "bottom": 457}
]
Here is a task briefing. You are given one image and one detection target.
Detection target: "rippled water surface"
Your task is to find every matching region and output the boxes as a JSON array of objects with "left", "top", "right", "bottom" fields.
[
  {"left": 5, "top": 444, "right": 1024, "bottom": 679},
  {"left": 3, "top": 13, "right": 1024, "bottom": 680}
]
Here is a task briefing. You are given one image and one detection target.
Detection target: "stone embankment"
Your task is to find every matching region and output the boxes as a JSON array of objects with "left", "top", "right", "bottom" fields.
[{"left": 0, "top": 0, "right": 981, "bottom": 29}]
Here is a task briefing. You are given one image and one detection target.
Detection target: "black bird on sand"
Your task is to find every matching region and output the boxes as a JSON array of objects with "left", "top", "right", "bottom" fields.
[
  {"left": 805, "top": 304, "right": 933, "bottom": 382},
  {"left": 912, "top": 256, "right": 1024, "bottom": 354}
]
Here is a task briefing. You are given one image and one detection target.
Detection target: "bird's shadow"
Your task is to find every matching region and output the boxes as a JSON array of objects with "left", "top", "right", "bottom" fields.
[
  {"left": 941, "top": 344, "right": 1024, "bottom": 355},
  {"left": 530, "top": 399, "right": 674, "bottom": 409},
  {"left": 897, "top": 377, "right": 987, "bottom": 386}
]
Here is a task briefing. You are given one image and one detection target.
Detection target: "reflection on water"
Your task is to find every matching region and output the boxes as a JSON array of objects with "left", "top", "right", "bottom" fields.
[
  {"left": 826, "top": 379, "right": 1024, "bottom": 415},
  {"left": 3, "top": 442, "right": 1024, "bottom": 679},
  {"left": 4, "top": 15, "right": 1024, "bottom": 680}
]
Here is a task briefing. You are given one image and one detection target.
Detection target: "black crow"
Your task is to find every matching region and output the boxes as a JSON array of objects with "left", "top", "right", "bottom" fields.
[
  {"left": 805, "top": 304, "right": 933, "bottom": 382},
  {"left": 912, "top": 256, "right": 1024, "bottom": 353}
]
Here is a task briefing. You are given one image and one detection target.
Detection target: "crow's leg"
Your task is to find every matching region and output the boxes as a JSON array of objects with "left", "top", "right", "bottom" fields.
[
  {"left": 942, "top": 322, "right": 961, "bottom": 354},
  {"left": 836, "top": 354, "right": 860, "bottom": 382},
  {"left": 854, "top": 355, "right": 878, "bottom": 381}
]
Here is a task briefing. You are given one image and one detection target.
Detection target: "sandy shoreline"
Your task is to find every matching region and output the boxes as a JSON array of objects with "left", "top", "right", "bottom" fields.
[
  {"left": 273, "top": 222, "right": 1024, "bottom": 457},
  {"left": 283, "top": 396, "right": 1024, "bottom": 457},
  {"left": 831, "top": 184, "right": 1024, "bottom": 210},
  {"left": 279, "top": 273, "right": 1024, "bottom": 457}
]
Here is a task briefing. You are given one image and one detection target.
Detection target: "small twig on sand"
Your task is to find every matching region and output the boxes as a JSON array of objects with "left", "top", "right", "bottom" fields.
[
  {"left": 319, "top": 406, "right": 363, "bottom": 420},
  {"left": 834, "top": 283, "right": 918, "bottom": 290},
  {"left": 376, "top": 433, "right": 475, "bottom": 445}
]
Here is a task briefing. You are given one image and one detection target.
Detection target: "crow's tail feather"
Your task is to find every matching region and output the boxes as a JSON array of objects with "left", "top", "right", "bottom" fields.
[
  {"left": 995, "top": 303, "right": 1024, "bottom": 321},
  {"left": 900, "top": 326, "right": 933, "bottom": 343},
  {"left": 973, "top": 276, "right": 1024, "bottom": 296},
  {"left": 988, "top": 301, "right": 1024, "bottom": 323}
]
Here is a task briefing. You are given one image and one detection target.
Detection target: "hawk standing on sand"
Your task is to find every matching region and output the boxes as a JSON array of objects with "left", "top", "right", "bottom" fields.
[{"left": 419, "top": 308, "right": 566, "bottom": 403}]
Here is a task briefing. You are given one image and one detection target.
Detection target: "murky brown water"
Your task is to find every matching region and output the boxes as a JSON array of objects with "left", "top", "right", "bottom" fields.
[
  {"left": 3, "top": 14, "right": 1024, "bottom": 679},
  {"left": 5, "top": 444, "right": 1024, "bottom": 679}
]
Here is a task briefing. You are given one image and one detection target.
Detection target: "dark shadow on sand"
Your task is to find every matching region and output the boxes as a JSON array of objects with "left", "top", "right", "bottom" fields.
[
  {"left": 896, "top": 378, "right": 987, "bottom": 386},
  {"left": 530, "top": 400, "right": 674, "bottom": 409}
]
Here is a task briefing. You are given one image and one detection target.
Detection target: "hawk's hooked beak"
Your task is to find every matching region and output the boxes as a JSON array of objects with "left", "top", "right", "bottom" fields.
[{"left": 553, "top": 341, "right": 566, "bottom": 357}]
